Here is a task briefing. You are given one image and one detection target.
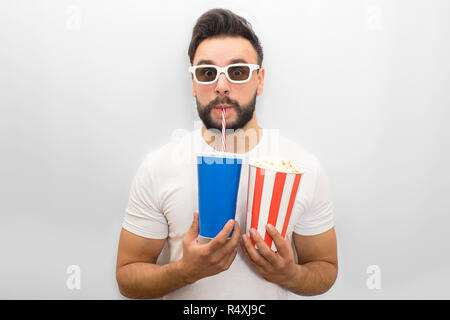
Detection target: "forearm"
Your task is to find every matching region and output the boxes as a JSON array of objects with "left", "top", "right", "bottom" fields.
[
  {"left": 281, "top": 261, "right": 338, "bottom": 296},
  {"left": 116, "top": 260, "right": 190, "bottom": 299}
]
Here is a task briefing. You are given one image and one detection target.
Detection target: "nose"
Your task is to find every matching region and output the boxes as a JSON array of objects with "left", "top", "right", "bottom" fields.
[{"left": 215, "top": 72, "right": 230, "bottom": 95}]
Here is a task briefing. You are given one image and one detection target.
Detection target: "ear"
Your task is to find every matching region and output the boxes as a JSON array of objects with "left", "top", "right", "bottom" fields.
[
  {"left": 256, "top": 67, "right": 265, "bottom": 96},
  {"left": 191, "top": 73, "right": 197, "bottom": 97}
]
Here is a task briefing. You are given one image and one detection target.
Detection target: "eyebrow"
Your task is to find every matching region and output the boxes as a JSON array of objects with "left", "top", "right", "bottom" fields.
[{"left": 196, "top": 58, "right": 249, "bottom": 65}]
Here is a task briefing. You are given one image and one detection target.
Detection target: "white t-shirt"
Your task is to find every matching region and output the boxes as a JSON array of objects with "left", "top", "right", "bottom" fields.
[{"left": 122, "top": 127, "right": 334, "bottom": 299}]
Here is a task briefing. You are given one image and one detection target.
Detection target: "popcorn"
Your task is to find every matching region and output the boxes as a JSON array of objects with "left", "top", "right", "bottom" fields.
[
  {"left": 246, "top": 158, "right": 304, "bottom": 251},
  {"left": 249, "top": 158, "right": 304, "bottom": 174}
]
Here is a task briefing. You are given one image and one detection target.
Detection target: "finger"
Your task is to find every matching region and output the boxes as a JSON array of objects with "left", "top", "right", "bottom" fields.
[
  {"left": 184, "top": 212, "right": 199, "bottom": 242},
  {"left": 223, "top": 247, "right": 238, "bottom": 270},
  {"left": 209, "top": 219, "right": 235, "bottom": 250},
  {"left": 240, "top": 236, "right": 256, "bottom": 264},
  {"left": 242, "top": 233, "right": 271, "bottom": 270},
  {"left": 240, "top": 238, "right": 267, "bottom": 274},
  {"left": 265, "top": 224, "right": 290, "bottom": 257},
  {"left": 224, "top": 220, "right": 241, "bottom": 253},
  {"left": 250, "top": 228, "right": 278, "bottom": 265}
]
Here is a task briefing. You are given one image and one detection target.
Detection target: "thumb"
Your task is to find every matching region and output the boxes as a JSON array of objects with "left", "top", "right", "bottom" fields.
[{"left": 185, "top": 212, "right": 199, "bottom": 242}]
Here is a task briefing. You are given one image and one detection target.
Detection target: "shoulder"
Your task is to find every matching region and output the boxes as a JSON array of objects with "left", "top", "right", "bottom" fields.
[
  {"left": 265, "top": 129, "right": 321, "bottom": 174},
  {"left": 139, "top": 129, "right": 198, "bottom": 176}
]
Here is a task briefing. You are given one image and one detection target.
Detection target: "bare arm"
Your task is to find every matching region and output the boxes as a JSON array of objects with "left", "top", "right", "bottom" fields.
[
  {"left": 116, "top": 213, "right": 241, "bottom": 299},
  {"left": 241, "top": 225, "right": 338, "bottom": 296},
  {"left": 285, "top": 227, "right": 338, "bottom": 296},
  {"left": 116, "top": 229, "right": 187, "bottom": 299}
]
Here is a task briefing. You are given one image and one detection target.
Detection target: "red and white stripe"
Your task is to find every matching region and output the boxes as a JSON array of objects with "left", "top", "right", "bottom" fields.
[
  {"left": 221, "top": 109, "right": 226, "bottom": 152},
  {"left": 246, "top": 165, "right": 303, "bottom": 251}
]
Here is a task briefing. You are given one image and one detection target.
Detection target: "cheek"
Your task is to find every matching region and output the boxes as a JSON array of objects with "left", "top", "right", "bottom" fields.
[
  {"left": 197, "top": 85, "right": 213, "bottom": 94},
  {"left": 234, "top": 83, "right": 257, "bottom": 102},
  {"left": 237, "top": 77, "right": 258, "bottom": 94},
  {"left": 194, "top": 81, "right": 257, "bottom": 105},
  {"left": 195, "top": 85, "right": 215, "bottom": 102}
]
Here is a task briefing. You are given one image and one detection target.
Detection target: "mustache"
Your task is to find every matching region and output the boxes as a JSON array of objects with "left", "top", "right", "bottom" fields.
[{"left": 206, "top": 97, "right": 240, "bottom": 110}]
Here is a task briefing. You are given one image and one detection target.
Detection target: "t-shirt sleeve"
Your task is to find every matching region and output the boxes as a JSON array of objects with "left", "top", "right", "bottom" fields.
[
  {"left": 122, "top": 155, "right": 169, "bottom": 239},
  {"left": 293, "top": 162, "right": 334, "bottom": 236}
]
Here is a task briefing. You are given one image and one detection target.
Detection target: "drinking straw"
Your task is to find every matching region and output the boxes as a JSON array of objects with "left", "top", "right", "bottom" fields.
[{"left": 221, "top": 108, "right": 226, "bottom": 152}]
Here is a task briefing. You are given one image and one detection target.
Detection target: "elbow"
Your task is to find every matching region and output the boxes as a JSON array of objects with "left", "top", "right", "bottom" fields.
[
  {"left": 117, "top": 286, "right": 133, "bottom": 299},
  {"left": 116, "top": 269, "right": 132, "bottom": 299},
  {"left": 116, "top": 267, "right": 160, "bottom": 300},
  {"left": 117, "top": 282, "right": 133, "bottom": 299},
  {"left": 321, "top": 262, "right": 338, "bottom": 295},
  {"left": 116, "top": 267, "right": 140, "bottom": 299},
  {"left": 302, "top": 261, "right": 338, "bottom": 297}
]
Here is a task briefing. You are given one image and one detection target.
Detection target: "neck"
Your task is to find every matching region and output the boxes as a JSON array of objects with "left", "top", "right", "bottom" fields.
[{"left": 201, "top": 114, "right": 263, "bottom": 154}]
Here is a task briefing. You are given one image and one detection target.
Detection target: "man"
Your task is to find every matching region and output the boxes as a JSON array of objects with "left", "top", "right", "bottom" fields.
[{"left": 116, "top": 8, "right": 338, "bottom": 299}]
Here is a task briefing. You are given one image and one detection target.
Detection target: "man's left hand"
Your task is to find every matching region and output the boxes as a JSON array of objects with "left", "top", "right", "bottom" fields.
[{"left": 240, "top": 224, "right": 299, "bottom": 287}]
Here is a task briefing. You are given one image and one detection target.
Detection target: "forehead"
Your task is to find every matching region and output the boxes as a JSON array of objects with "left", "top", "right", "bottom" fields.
[{"left": 193, "top": 36, "right": 258, "bottom": 66}]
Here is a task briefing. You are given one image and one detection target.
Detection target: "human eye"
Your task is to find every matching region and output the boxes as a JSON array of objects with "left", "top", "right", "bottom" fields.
[
  {"left": 201, "top": 67, "right": 216, "bottom": 79},
  {"left": 204, "top": 69, "right": 215, "bottom": 77},
  {"left": 232, "top": 69, "right": 243, "bottom": 76},
  {"left": 229, "top": 65, "right": 249, "bottom": 80}
]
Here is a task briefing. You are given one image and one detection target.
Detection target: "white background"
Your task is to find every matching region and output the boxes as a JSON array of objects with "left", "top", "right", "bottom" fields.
[{"left": 1, "top": 0, "right": 449, "bottom": 299}]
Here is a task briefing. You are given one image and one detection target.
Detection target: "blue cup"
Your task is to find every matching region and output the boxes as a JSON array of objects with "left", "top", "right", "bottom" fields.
[{"left": 197, "top": 154, "right": 242, "bottom": 239}]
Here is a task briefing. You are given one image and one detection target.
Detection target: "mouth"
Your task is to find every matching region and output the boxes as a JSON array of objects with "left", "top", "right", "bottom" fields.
[
  {"left": 214, "top": 104, "right": 233, "bottom": 109},
  {"left": 213, "top": 105, "right": 233, "bottom": 118}
]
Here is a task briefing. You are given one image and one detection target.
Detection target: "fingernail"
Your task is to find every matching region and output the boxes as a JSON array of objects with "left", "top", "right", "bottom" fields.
[
  {"left": 250, "top": 228, "right": 256, "bottom": 236},
  {"left": 267, "top": 224, "right": 274, "bottom": 231},
  {"left": 229, "top": 220, "right": 235, "bottom": 227}
]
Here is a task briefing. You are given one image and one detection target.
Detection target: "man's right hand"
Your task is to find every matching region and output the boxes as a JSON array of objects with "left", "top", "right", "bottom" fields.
[{"left": 179, "top": 212, "right": 241, "bottom": 284}]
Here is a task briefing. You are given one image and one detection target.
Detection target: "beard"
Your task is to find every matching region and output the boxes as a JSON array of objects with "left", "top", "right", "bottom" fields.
[{"left": 196, "top": 92, "right": 257, "bottom": 131}]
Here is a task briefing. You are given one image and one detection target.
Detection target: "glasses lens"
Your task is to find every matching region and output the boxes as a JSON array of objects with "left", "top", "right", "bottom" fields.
[
  {"left": 228, "top": 65, "right": 251, "bottom": 81},
  {"left": 195, "top": 67, "right": 217, "bottom": 82}
]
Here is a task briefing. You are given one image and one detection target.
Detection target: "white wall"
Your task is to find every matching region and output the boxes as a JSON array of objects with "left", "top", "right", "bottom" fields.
[{"left": 1, "top": 0, "right": 449, "bottom": 299}]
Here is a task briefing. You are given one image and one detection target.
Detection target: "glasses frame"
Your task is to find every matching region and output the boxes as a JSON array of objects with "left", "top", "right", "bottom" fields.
[{"left": 189, "top": 63, "right": 260, "bottom": 84}]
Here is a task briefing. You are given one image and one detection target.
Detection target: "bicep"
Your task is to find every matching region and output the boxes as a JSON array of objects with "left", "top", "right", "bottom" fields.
[
  {"left": 292, "top": 227, "right": 338, "bottom": 267},
  {"left": 116, "top": 228, "right": 167, "bottom": 270}
]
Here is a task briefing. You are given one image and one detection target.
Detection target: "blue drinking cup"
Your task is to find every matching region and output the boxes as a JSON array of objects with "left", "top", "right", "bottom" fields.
[{"left": 197, "top": 153, "right": 242, "bottom": 238}]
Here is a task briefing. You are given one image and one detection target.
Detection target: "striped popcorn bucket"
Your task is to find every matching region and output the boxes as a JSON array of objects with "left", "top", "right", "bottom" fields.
[{"left": 245, "top": 162, "right": 303, "bottom": 251}]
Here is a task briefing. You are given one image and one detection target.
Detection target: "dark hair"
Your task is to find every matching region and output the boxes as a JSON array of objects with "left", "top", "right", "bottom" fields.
[{"left": 188, "top": 8, "right": 263, "bottom": 66}]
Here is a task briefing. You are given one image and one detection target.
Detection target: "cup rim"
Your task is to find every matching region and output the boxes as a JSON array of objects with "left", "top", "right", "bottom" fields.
[
  {"left": 198, "top": 234, "right": 232, "bottom": 240},
  {"left": 196, "top": 151, "right": 244, "bottom": 159},
  {"left": 248, "top": 157, "right": 304, "bottom": 174}
]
